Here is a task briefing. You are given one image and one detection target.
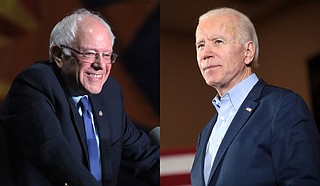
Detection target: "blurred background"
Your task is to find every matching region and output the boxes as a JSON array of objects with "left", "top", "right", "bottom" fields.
[
  {"left": 1, "top": 0, "right": 320, "bottom": 185},
  {"left": 0, "top": 0, "right": 159, "bottom": 185},
  {"left": 160, "top": 1, "right": 320, "bottom": 185},
  {"left": 0, "top": 0, "right": 159, "bottom": 130}
]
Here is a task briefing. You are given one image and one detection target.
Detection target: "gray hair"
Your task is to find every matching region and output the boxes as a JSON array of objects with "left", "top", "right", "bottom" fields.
[
  {"left": 199, "top": 7, "right": 259, "bottom": 68},
  {"left": 49, "top": 8, "right": 115, "bottom": 62}
]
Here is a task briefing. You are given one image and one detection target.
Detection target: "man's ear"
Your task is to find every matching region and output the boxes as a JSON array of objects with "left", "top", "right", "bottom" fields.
[
  {"left": 244, "top": 41, "right": 255, "bottom": 65},
  {"left": 51, "top": 46, "right": 63, "bottom": 68}
]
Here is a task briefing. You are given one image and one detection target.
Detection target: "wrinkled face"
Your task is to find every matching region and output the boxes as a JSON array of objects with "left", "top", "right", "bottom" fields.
[
  {"left": 195, "top": 15, "right": 252, "bottom": 95},
  {"left": 57, "top": 17, "right": 113, "bottom": 95}
]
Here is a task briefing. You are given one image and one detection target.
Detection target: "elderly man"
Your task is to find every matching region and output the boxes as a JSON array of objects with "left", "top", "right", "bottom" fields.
[
  {"left": 0, "top": 8, "right": 159, "bottom": 186},
  {"left": 191, "top": 7, "right": 320, "bottom": 186}
]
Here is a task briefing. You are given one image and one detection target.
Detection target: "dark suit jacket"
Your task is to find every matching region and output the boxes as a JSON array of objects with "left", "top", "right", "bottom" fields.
[
  {"left": 191, "top": 79, "right": 320, "bottom": 186},
  {"left": 0, "top": 61, "right": 159, "bottom": 186}
]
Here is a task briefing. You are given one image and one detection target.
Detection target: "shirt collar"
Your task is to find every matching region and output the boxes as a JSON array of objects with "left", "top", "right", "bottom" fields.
[
  {"left": 212, "top": 73, "right": 259, "bottom": 112},
  {"left": 72, "top": 95, "right": 88, "bottom": 107}
]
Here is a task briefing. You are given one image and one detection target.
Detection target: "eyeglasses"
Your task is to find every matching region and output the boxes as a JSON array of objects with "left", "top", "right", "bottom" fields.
[{"left": 60, "top": 45, "right": 118, "bottom": 64}]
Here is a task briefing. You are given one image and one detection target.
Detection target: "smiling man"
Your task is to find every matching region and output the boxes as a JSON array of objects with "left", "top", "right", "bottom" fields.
[
  {"left": 191, "top": 7, "right": 320, "bottom": 186},
  {"left": 0, "top": 9, "right": 159, "bottom": 186}
]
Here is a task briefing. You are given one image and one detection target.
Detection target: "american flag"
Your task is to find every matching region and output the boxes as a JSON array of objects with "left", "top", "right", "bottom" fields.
[{"left": 161, "top": 148, "right": 195, "bottom": 186}]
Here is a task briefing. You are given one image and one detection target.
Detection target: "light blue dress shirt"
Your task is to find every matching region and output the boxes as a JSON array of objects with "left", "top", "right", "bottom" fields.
[{"left": 203, "top": 73, "right": 259, "bottom": 185}]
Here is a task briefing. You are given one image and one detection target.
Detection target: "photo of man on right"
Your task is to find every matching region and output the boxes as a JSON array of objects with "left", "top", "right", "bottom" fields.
[{"left": 191, "top": 7, "right": 320, "bottom": 186}]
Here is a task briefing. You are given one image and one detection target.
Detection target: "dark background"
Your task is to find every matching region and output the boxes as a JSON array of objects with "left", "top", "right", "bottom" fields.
[
  {"left": 0, "top": 0, "right": 159, "bottom": 185},
  {"left": 160, "top": 0, "right": 320, "bottom": 151}
]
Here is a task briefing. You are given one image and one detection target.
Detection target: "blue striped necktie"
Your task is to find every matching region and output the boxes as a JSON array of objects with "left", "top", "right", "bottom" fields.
[{"left": 79, "top": 96, "right": 101, "bottom": 182}]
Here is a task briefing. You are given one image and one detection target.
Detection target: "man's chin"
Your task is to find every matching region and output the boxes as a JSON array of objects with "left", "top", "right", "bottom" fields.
[{"left": 87, "top": 87, "right": 103, "bottom": 95}]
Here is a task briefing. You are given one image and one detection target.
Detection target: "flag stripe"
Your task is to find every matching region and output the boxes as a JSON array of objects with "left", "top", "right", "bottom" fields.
[
  {"left": 161, "top": 173, "right": 191, "bottom": 186},
  {"left": 160, "top": 153, "right": 195, "bottom": 176}
]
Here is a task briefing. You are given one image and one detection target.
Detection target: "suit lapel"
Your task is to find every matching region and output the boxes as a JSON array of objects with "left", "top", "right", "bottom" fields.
[
  {"left": 89, "top": 95, "right": 113, "bottom": 184},
  {"left": 50, "top": 63, "right": 90, "bottom": 166},
  {"left": 66, "top": 95, "right": 90, "bottom": 162},
  {"left": 207, "top": 79, "right": 266, "bottom": 185},
  {"left": 191, "top": 116, "right": 217, "bottom": 186}
]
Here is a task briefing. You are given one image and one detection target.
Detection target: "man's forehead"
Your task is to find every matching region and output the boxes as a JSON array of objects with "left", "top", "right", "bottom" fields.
[
  {"left": 196, "top": 15, "right": 238, "bottom": 37},
  {"left": 198, "top": 14, "right": 238, "bottom": 28}
]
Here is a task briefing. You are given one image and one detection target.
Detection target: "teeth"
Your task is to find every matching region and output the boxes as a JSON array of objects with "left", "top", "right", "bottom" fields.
[{"left": 89, "top": 74, "right": 102, "bottom": 78}]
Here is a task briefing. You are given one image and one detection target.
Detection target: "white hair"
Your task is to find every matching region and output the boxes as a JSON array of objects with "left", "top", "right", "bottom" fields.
[
  {"left": 49, "top": 8, "right": 115, "bottom": 62},
  {"left": 199, "top": 7, "right": 259, "bottom": 68}
]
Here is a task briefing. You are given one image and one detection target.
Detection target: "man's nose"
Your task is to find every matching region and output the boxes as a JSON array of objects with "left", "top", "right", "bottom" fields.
[
  {"left": 92, "top": 56, "right": 105, "bottom": 69},
  {"left": 202, "top": 44, "right": 215, "bottom": 60}
]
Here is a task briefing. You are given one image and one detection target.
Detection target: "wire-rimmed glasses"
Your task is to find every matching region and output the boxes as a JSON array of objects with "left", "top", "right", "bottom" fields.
[{"left": 60, "top": 45, "right": 117, "bottom": 64}]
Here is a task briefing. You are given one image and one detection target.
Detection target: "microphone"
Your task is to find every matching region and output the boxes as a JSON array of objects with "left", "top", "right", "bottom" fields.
[{"left": 149, "top": 126, "right": 160, "bottom": 146}]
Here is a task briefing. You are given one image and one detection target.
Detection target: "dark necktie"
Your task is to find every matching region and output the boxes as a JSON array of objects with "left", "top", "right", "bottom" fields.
[{"left": 79, "top": 96, "right": 101, "bottom": 182}]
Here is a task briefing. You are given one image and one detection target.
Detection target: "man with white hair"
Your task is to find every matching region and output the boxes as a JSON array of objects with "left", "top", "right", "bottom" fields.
[
  {"left": 191, "top": 7, "right": 320, "bottom": 186},
  {"left": 0, "top": 8, "right": 159, "bottom": 186}
]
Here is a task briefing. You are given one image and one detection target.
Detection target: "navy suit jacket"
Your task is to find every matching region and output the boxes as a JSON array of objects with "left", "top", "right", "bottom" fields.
[
  {"left": 0, "top": 61, "right": 159, "bottom": 186},
  {"left": 191, "top": 79, "right": 320, "bottom": 186}
]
